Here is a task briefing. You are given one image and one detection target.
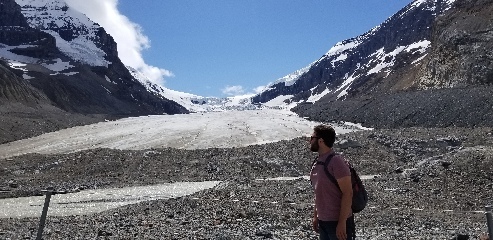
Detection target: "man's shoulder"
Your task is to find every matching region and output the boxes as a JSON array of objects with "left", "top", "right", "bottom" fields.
[
  {"left": 331, "top": 152, "right": 346, "bottom": 161},
  {"left": 329, "top": 153, "right": 350, "bottom": 168}
]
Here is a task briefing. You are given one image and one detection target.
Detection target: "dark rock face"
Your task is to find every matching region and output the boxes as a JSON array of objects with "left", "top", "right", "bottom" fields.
[
  {"left": 0, "top": 0, "right": 28, "bottom": 27},
  {"left": 0, "top": 0, "right": 58, "bottom": 54},
  {"left": 0, "top": 60, "right": 48, "bottom": 104},
  {"left": 415, "top": 0, "right": 493, "bottom": 87}
]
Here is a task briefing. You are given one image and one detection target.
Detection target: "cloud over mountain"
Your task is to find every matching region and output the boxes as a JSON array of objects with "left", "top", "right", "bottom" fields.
[{"left": 64, "top": 0, "right": 174, "bottom": 86}]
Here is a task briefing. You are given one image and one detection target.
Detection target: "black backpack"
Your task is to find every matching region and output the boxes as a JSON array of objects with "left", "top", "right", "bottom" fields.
[{"left": 314, "top": 153, "right": 368, "bottom": 213}]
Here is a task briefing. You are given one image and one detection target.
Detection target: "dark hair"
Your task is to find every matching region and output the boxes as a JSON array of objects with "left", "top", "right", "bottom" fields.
[{"left": 313, "top": 124, "right": 336, "bottom": 148}]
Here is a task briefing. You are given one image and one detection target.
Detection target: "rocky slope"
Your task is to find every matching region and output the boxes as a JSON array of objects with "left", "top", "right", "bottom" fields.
[
  {"left": 292, "top": 85, "right": 493, "bottom": 128},
  {"left": 1, "top": 127, "right": 492, "bottom": 239},
  {"left": 0, "top": 60, "right": 107, "bottom": 144}
]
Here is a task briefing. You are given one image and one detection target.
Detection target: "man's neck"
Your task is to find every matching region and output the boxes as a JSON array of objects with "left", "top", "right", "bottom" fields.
[{"left": 318, "top": 147, "right": 332, "bottom": 156}]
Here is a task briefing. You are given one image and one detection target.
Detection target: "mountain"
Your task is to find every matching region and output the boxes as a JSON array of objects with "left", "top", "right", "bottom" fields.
[
  {"left": 253, "top": 0, "right": 493, "bottom": 128},
  {"left": 0, "top": 0, "right": 188, "bottom": 116},
  {"left": 0, "top": 0, "right": 195, "bottom": 142}
]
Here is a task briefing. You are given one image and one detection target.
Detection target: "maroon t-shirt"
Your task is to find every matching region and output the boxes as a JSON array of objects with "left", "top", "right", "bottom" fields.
[{"left": 310, "top": 150, "right": 352, "bottom": 221}]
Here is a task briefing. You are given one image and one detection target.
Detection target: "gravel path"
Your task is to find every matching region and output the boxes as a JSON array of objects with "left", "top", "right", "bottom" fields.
[{"left": 1, "top": 127, "right": 492, "bottom": 239}]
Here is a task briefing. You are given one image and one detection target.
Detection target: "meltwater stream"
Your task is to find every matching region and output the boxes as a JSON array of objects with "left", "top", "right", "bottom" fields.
[{"left": 0, "top": 181, "right": 220, "bottom": 218}]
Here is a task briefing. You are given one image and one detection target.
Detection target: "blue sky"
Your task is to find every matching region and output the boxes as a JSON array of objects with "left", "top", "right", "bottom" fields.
[{"left": 72, "top": 0, "right": 412, "bottom": 98}]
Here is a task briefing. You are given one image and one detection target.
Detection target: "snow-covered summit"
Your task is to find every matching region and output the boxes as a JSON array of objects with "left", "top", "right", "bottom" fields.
[{"left": 15, "top": 0, "right": 110, "bottom": 67}]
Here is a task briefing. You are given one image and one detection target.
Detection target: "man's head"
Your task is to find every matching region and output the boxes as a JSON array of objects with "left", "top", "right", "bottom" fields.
[{"left": 310, "top": 124, "right": 336, "bottom": 152}]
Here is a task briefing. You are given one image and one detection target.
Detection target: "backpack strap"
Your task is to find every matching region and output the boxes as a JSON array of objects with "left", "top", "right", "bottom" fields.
[{"left": 314, "top": 153, "right": 342, "bottom": 191}]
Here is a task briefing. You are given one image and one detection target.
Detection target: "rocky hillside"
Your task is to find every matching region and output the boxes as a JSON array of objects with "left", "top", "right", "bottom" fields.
[
  {"left": 0, "top": 60, "right": 106, "bottom": 144},
  {"left": 1, "top": 127, "right": 491, "bottom": 238},
  {"left": 416, "top": 0, "right": 493, "bottom": 88},
  {"left": 255, "top": 0, "right": 493, "bottom": 128}
]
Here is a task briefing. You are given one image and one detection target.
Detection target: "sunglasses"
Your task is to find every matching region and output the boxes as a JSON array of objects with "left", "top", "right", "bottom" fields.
[{"left": 309, "top": 136, "right": 320, "bottom": 141}]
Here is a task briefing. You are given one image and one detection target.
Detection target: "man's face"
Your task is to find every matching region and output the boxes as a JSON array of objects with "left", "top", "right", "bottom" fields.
[{"left": 309, "top": 134, "right": 320, "bottom": 152}]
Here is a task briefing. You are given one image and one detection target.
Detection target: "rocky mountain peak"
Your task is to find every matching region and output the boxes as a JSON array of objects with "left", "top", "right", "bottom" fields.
[
  {"left": 15, "top": 0, "right": 116, "bottom": 66},
  {"left": 0, "top": 0, "right": 29, "bottom": 27}
]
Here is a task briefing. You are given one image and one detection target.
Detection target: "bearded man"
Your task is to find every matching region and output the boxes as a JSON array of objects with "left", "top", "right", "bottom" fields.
[{"left": 309, "top": 124, "right": 355, "bottom": 240}]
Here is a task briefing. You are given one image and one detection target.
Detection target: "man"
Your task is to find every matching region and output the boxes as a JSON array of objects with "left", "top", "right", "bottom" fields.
[{"left": 309, "top": 124, "right": 355, "bottom": 240}]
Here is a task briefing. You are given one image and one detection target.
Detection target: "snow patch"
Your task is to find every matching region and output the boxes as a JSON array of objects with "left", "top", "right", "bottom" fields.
[
  {"left": 105, "top": 75, "right": 116, "bottom": 84},
  {"left": 265, "top": 61, "right": 315, "bottom": 91},
  {"left": 41, "top": 58, "right": 74, "bottom": 72},
  {"left": 325, "top": 39, "right": 362, "bottom": 57},
  {"left": 0, "top": 44, "right": 39, "bottom": 64},
  {"left": 367, "top": 40, "right": 430, "bottom": 76},
  {"left": 331, "top": 53, "right": 348, "bottom": 67},
  {"left": 43, "top": 30, "right": 110, "bottom": 67},
  {"left": 7, "top": 61, "right": 28, "bottom": 71},
  {"left": 22, "top": 74, "right": 34, "bottom": 80},
  {"left": 412, "top": 54, "right": 428, "bottom": 64},
  {"left": 307, "top": 88, "right": 332, "bottom": 103},
  {"left": 62, "top": 72, "right": 78, "bottom": 76},
  {"left": 336, "top": 74, "right": 359, "bottom": 100},
  {"left": 263, "top": 95, "right": 298, "bottom": 109},
  {"left": 400, "top": 0, "right": 458, "bottom": 18}
]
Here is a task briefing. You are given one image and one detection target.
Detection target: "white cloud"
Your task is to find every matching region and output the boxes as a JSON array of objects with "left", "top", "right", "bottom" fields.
[
  {"left": 253, "top": 85, "right": 267, "bottom": 94},
  {"left": 220, "top": 85, "right": 267, "bottom": 97},
  {"left": 222, "top": 85, "right": 245, "bottom": 96},
  {"left": 64, "top": 0, "right": 173, "bottom": 85}
]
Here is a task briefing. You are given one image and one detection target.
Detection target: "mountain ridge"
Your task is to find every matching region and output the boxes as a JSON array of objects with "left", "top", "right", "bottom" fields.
[{"left": 254, "top": 0, "right": 493, "bottom": 128}]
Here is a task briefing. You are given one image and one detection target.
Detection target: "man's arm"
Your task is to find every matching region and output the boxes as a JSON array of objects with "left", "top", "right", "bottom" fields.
[
  {"left": 336, "top": 176, "right": 352, "bottom": 240},
  {"left": 312, "top": 204, "right": 319, "bottom": 233}
]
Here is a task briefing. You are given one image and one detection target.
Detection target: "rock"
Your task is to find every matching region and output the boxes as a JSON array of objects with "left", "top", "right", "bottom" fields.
[
  {"left": 441, "top": 161, "right": 452, "bottom": 169},
  {"left": 451, "top": 234, "right": 470, "bottom": 240},
  {"left": 8, "top": 181, "right": 18, "bottom": 188},
  {"left": 255, "top": 230, "right": 273, "bottom": 238},
  {"left": 97, "top": 230, "right": 112, "bottom": 237},
  {"left": 336, "top": 139, "right": 362, "bottom": 149}
]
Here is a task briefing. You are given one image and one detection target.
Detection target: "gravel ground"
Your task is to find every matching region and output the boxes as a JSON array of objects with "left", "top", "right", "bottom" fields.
[{"left": 1, "top": 126, "right": 492, "bottom": 239}]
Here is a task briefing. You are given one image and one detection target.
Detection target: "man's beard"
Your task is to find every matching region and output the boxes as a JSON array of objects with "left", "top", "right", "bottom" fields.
[{"left": 310, "top": 141, "right": 319, "bottom": 152}]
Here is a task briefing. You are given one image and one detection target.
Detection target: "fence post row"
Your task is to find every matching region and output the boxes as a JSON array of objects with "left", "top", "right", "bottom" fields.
[
  {"left": 36, "top": 187, "right": 55, "bottom": 240},
  {"left": 485, "top": 205, "right": 493, "bottom": 240},
  {"left": 30, "top": 189, "right": 493, "bottom": 239}
]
